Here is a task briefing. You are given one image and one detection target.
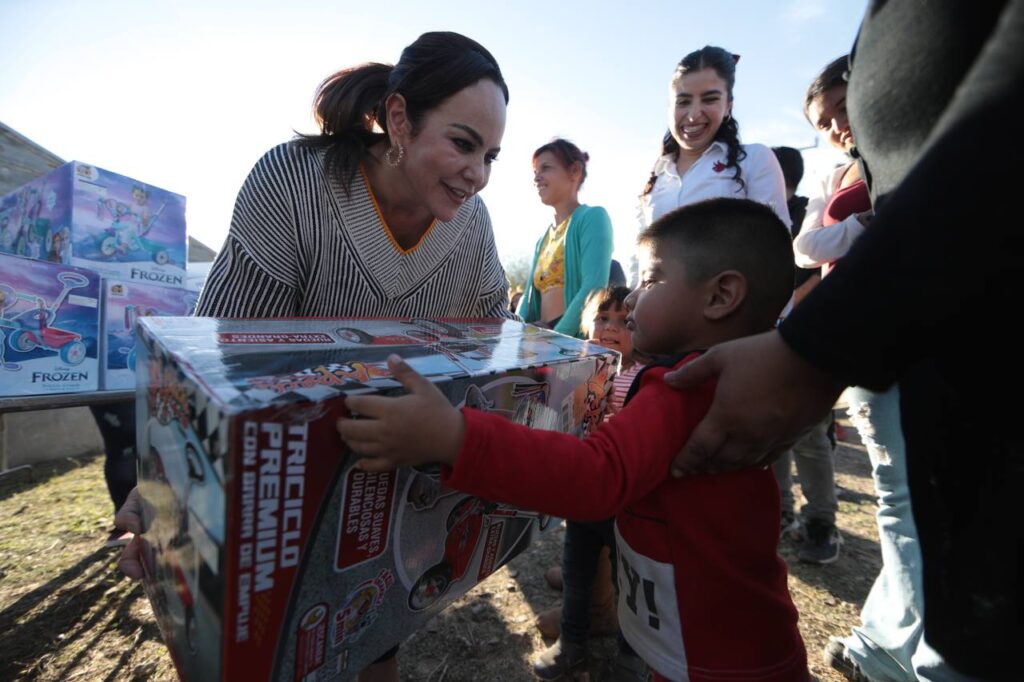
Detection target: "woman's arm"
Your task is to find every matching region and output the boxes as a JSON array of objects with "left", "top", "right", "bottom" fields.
[
  {"left": 792, "top": 165, "right": 867, "bottom": 268},
  {"left": 195, "top": 145, "right": 302, "bottom": 318},
  {"left": 473, "top": 206, "right": 517, "bottom": 319},
  {"left": 554, "top": 206, "right": 613, "bottom": 337}
]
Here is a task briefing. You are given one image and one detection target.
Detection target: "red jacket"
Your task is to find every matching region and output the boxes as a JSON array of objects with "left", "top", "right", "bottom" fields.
[{"left": 444, "top": 353, "right": 807, "bottom": 681}]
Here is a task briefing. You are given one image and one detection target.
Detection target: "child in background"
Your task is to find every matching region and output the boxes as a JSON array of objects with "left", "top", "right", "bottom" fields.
[
  {"left": 532, "top": 285, "right": 648, "bottom": 680},
  {"left": 338, "top": 198, "right": 808, "bottom": 681}
]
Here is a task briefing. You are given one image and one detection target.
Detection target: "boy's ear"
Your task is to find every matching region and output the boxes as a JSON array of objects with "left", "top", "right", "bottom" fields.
[{"left": 703, "top": 270, "right": 747, "bottom": 320}]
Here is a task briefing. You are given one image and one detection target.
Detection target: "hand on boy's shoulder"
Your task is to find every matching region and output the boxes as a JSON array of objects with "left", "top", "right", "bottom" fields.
[{"left": 661, "top": 331, "right": 843, "bottom": 477}]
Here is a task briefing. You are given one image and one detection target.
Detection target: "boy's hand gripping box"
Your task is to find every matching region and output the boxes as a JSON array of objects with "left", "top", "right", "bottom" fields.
[
  {"left": 0, "top": 161, "right": 187, "bottom": 286},
  {"left": 135, "top": 317, "right": 618, "bottom": 681},
  {"left": 0, "top": 252, "right": 100, "bottom": 395}
]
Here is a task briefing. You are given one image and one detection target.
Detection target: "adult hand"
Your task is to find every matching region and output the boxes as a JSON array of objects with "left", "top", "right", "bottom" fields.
[
  {"left": 663, "top": 330, "right": 845, "bottom": 476},
  {"left": 337, "top": 355, "right": 464, "bottom": 472},
  {"left": 114, "top": 487, "right": 146, "bottom": 579}
]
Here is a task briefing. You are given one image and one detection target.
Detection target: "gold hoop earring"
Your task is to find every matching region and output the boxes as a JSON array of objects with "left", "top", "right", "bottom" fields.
[{"left": 384, "top": 142, "right": 405, "bottom": 167}]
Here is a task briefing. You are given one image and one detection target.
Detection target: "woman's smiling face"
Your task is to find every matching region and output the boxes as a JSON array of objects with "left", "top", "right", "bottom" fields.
[
  {"left": 398, "top": 79, "right": 506, "bottom": 221},
  {"left": 669, "top": 67, "right": 732, "bottom": 156}
]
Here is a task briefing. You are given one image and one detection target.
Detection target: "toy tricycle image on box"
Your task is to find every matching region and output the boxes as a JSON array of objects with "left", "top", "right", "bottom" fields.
[
  {"left": 406, "top": 494, "right": 551, "bottom": 611},
  {"left": 94, "top": 187, "right": 173, "bottom": 264},
  {"left": 0, "top": 271, "right": 90, "bottom": 365},
  {"left": 134, "top": 316, "right": 617, "bottom": 681},
  {"left": 0, "top": 253, "right": 100, "bottom": 395}
]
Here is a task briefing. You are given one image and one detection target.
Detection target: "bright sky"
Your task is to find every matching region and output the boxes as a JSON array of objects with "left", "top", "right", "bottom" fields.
[{"left": 0, "top": 0, "right": 864, "bottom": 267}]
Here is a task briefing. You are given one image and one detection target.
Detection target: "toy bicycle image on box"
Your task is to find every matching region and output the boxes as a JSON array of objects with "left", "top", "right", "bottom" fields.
[{"left": 0, "top": 253, "right": 100, "bottom": 395}]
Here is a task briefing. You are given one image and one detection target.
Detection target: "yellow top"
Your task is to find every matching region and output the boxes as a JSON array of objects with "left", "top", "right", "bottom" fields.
[{"left": 532, "top": 217, "right": 569, "bottom": 292}]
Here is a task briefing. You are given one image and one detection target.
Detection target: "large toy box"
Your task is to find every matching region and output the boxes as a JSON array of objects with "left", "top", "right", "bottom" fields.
[
  {"left": 135, "top": 317, "right": 617, "bottom": 681},
  {"left": 0, "top": 252, "right": 100, "bottom": 395},
  {"left": 0, "top": 161, "right": 187, "bottom": 286},
  {"left": 100, "top": 280, "right": 197, "bottom": 389}
]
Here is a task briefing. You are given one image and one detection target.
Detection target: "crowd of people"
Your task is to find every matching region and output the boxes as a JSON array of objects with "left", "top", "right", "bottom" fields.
[{"left": 108, "top": 3, "right": 1019, "bottom": 680}]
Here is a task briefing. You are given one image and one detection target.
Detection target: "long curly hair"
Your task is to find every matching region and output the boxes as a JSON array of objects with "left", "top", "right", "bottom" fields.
[{"left": 642, "top": 46, "right": 745, "bottom": 197}]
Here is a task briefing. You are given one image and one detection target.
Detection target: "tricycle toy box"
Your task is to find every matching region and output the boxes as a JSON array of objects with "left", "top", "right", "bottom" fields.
[
  {"left": 0, "top": 252, "right": 100, "bottom": 396},
  {"left": 100, "top": 280, "right": 197, "bottom": 389},
  {"left": 0, "top": 161, "right": 187, "bottom": 285},
  {"left": 134, "top": 317, "right": 618, "bottom": 682}
]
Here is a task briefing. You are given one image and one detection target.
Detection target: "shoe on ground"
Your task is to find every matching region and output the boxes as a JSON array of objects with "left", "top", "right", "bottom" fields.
[
  {"left": 545, "top": 565, "right": 563, "bottom": 591},
  {"left": 780, "top": 510, "right": 801, "bottom": 540},
  {"left": 823, "top": 638, "right": 871, "bottom": 682},
  {"left": 798, "top": 518, "right": 842, "bottom": 564},
  {"left": 532, "top": 637, "right": 586, "bottom": 681},
  {"left": 607, "top": 650, "right": 650, "bottom": 682},
  {"left": 104, "top": 528, "right": 135, "bottom": 549}
]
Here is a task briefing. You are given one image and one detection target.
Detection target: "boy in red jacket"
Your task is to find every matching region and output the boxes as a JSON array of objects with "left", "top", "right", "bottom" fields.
[{"left": 339, "top": 198, "right": 808, "bottom": 682}]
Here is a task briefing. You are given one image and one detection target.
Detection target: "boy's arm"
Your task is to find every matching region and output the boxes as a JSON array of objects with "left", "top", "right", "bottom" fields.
[{"left": 338, "top": 355, "right": 712, "bottom": 520}]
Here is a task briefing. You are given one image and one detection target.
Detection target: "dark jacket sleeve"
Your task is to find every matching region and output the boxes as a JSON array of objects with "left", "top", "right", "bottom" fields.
[{"left": 779, "top": 0, "right": 1024, "bottom": 389}]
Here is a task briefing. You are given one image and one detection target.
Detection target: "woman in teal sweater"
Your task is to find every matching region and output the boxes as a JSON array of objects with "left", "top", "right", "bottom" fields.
[{"left": 516, "top": 139, "right": 613, "bottom": 338}]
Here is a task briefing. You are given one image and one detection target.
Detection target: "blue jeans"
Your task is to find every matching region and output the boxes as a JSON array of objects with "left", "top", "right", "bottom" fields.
[
  {"left": 773, "top": 413, "right": 837, "bottom": 524},
  {"left": 560, "top": 519, "right": 615, "bottom": 645},
  {"left": 843, "top": 386, "right": 963, "bottom": 681}
]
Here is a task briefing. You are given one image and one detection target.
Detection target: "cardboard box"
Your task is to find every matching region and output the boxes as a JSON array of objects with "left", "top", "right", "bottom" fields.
[
  {"left": 0, "top": 252, "right": 100, "bottom": 395},
  {"left": 100, "top": 280, "right": 197, "bottom": 389},
  {"left": 135, "top": 317, "right": 617, "bottom": 681},
  {"left": 0, "top": 161, "right": 186, "bottom": 285}
]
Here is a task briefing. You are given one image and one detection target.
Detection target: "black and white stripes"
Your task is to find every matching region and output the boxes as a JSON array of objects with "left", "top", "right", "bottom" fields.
[{"left": 196, "top": 142, "right": 514, "bottom": 321}]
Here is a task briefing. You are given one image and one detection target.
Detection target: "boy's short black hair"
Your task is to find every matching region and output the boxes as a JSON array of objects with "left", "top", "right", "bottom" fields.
[
  {"left": 772, "top": 146, "right": 804, "bottom": 192},
  {"left": 638, "top": 198, "right": 794, "bottom": 330}
]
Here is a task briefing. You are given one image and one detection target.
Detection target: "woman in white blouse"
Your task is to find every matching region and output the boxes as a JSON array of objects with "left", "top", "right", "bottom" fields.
[{"left": 638, "top": 46, "right": 790, "bottom": 230}]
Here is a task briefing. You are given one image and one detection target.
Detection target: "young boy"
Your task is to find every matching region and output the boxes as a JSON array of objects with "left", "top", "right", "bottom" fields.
[{"left": 338, "top": 198, "right": 808, "bottom": 681}]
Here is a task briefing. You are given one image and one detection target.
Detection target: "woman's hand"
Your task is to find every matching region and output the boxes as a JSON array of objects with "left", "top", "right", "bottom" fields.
[
  {"left": 663, "top": 331, "right": 845, "bottom": 476},
  {"left": 337, "top": 355, "right": 464, "bottom": 472}
]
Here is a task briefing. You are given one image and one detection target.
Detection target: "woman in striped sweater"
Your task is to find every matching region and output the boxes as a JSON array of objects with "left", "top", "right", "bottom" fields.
[
  {"left": 122, "top": 31, "right": 515, "bottom": 682},
  {"left": 195, "top": 31, "right": 514, "bottom": 323}
]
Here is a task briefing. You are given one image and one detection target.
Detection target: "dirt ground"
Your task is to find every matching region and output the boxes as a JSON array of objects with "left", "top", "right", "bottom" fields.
[{"left": 0, "top": 416, "right": 879, "bottom": 682}]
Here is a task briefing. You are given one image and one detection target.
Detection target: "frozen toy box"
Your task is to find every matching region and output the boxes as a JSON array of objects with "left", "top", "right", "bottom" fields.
[
  {"left": 0, "top": 161, "right": 186, "bottom": 286},
  {"left": 0, "top": 253, "right": 100, "bottom": 395},
  {"left": 134, "top": 317, "right": 618, "bottom": 681},
  {"left": 100, "top": 280, "right": 198, "bottom": 389}
]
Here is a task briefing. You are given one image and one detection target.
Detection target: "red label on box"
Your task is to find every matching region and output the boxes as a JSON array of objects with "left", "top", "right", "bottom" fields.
[
  {"left": 217, "top": 332, "right": 336, "bottom": 344},
  {"left": 336, "top": 470, "right": 396, "bottom": 570},
  {"left": 293, "top": 603, "right": 328, "bottom": 681},
  {"left": 477, "top": 521, "right": 504, "bottom": 580}
]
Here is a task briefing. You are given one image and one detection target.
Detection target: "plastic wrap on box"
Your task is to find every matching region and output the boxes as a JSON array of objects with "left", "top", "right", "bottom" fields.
[
  {"left": 135, "top": 317, "right": 618, "bottom": 681},
  {"left": 0, "top": 252, "right": 100, "bottom": 395},
  {"left": 0, "top": 161, "right": 186, "bottom": 285},
  {"left": 100, "top": 280, "right": 197, "bottom": 389}
]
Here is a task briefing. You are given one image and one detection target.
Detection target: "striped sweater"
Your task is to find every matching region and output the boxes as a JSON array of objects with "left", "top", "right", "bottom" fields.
[{"left": 196, "top": 142, "right": 514, "bottom": 320}]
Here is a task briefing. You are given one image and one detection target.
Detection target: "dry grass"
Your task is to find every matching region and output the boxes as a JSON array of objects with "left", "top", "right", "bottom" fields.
[{"left": 0, "top": 417, "right": 879, "bottom": 681}]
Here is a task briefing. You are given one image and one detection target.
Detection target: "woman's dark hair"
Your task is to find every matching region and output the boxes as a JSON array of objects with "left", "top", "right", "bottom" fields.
[
  {"left": 297, "top": 31, "right": 508, "bottom": 193},
  {"left": 641, "top": 46, "right": 745, "bottom": 197},
  {"left": 533, "top": 138, "right": 590, "bottom": 189},
  {"left": 804, "top": 55, "right": 849, "bottom": 123}
]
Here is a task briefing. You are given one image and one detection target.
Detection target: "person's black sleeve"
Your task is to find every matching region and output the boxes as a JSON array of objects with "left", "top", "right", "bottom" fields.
[{"left": 779, "top": 0, "right": 1024, "bottom": 389}]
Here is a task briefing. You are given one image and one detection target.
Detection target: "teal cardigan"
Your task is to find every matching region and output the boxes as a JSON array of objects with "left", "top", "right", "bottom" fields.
[{"left": 516, "top": 204, "right": 613, "bottom": 338}]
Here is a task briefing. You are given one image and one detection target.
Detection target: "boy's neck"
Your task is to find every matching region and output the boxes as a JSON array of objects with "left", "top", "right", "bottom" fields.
[{"left": 670, "top": 322, "right": 767, "bottom": 355}]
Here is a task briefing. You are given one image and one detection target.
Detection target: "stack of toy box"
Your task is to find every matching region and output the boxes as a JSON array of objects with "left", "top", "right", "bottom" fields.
[
  {"left": 134, "top": 316, "right": 617, "bottom": 681},
  {"left": 0, "top": 161, "right": 190, "bottom": 394}
]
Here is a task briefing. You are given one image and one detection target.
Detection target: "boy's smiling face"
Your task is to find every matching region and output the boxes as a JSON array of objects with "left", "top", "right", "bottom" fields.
[{"left": 625, "top": 241, "right": 708, "bottom": 356}]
